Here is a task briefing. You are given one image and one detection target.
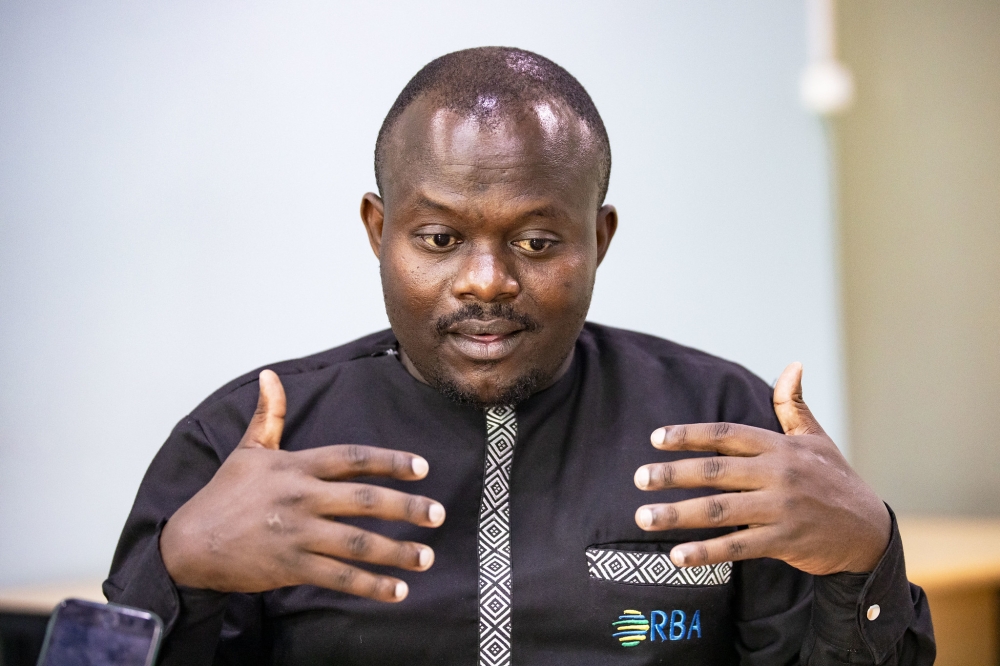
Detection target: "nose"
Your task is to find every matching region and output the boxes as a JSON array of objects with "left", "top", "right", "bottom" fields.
[{"left": 452, "top": 245, "right": 520, "bottom": 303}]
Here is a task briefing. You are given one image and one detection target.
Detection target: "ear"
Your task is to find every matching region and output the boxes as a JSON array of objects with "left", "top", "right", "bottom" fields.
[
  {"left": 360, "top": 192, "right": 386, "bottom": 259},
  {"left": 595, "top": 204, "right": 618, "bottom": 267}
]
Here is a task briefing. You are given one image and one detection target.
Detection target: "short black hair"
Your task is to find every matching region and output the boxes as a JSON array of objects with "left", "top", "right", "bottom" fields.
[{"left": 374, "top": 46, "right": 611, "bottom": 205}]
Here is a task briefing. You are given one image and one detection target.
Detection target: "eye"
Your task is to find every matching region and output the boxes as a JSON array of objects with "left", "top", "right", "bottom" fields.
[
  {"left": 513, "top": 238, "right": 553, "bottom": 253},
  {"left": 421, "top": 233, "right": 459, "bottom": 249}
]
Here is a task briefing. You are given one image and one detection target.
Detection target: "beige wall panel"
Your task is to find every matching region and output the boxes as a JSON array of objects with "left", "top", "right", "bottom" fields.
[{"left": 835, "top": 0, "right": 1000, "bottom": 514}]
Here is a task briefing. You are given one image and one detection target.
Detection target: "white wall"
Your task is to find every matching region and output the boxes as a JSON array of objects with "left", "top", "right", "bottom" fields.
[{"left": 0, "top": 1, "right": 843, "bottom": 586}]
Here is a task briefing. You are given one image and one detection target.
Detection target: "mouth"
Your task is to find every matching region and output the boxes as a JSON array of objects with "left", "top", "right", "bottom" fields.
[{"left": 444, "top": 319, "right": 527, "bottom": 361}]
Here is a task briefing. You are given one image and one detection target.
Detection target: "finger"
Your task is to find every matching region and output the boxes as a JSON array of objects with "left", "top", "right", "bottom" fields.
[
  {"left": 649, "top": 422, "right": 773, "bottom": 456},
  {"left": 302, "top": 445, "right": 430, "bottom": 482},
  {"left": 634, "top": 456, "right": 767, "bottom": 492},
  {"left": 309, "top": 480, "right": 446, "bottom": 528},
  {"left": 668, "top": 526, "right": 780, "bottom": 568},
  {"left": 238, "top": 370, "right": 286, "bottom": 450},
  {"left": 635, "top": 491, "right": 777, "bottom": 531},
  {"left": 304, "top": 520, "right": 435, "bottom": 572},
  {"left": 299, "top": 552, "right": 410, "bottom": 603},
  {"left": 773, "top": 362, "right": 825, "bottom": 437}
]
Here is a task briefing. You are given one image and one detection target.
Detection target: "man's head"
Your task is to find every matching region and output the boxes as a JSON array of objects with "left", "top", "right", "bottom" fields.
[{"left": 361, "top": 47, "right": 617, "bottom": 409}]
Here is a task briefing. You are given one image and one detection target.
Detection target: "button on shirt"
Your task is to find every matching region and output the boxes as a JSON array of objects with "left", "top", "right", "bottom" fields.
[{"left": 104, "top": 324, "right": 935, "bottom": 665}]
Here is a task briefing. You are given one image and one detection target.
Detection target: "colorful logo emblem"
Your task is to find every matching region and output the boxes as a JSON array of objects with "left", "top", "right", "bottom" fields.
[
  {"left": 611, "top": 610, "right": 650, "bottom": 647},
  {"left": 611, "top": 608, "right": 702, "bottom": 647}
]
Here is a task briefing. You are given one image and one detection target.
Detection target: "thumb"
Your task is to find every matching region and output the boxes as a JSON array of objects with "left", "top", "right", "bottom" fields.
[
  {"left": 239, "top": 369, "right": 286, "bottom": 450},
  {"left": 773, "top": 362, "right": 825, "bottom": 436}
]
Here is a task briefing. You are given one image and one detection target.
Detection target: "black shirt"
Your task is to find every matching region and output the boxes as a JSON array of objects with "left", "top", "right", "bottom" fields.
[{"left": 105, "top": 324, "right": 934, "bottom": 665}]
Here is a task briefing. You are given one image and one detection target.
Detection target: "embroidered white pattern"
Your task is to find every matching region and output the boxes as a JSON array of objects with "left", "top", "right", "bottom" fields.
[
  {"left": 586, "top": 548, "right": 732, "bottom": 586},
  {"left": 478, "top": 407, "right": 517, "bottom": 666}
]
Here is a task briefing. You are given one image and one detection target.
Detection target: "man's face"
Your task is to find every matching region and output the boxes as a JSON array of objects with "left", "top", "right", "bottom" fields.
[{"left": 361, "top": 96, "right": 617, "bottom": 408}]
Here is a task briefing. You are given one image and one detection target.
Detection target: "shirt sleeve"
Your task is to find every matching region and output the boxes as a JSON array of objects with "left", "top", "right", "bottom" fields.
[
  {"left": 103, "top": 416, "right": 261, "bottom": 665},
  {"left": 800, "top": 506, "right": 936, "bottom": 665}
]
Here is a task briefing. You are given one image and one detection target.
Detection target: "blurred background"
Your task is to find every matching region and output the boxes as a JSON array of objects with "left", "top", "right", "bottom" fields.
[{"left": 0, "top": 0, "right": 997, "bottom": 664}]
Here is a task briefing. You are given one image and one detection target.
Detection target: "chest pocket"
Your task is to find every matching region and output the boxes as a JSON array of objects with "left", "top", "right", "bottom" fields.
[
  {"left": 586, "top": 547, "right": 732, "bottom": 586},
  {"left": 582, "top": 545, "right": 738, "bottom": 664}
]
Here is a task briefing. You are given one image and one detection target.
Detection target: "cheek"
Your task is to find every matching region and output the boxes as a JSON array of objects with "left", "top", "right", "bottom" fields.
[
  {"left": 524, "top": 253, "right": 596, "bottom": 312},
  {"left": 381, "top": 243, "right": 449, "bottom": 323}
]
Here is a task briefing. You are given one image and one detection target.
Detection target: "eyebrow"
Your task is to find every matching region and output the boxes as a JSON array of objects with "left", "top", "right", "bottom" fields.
[
  {"left": 414, "top": 197, "right": 561, "bottom": 221},
  {"left": 415, "top": 197, "right": 455, "bottom": 213}
]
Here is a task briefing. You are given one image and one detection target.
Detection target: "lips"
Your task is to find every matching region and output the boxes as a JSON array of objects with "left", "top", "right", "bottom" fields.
[{"left": 444, "top": 319, "right": 527, "bottom": 361}]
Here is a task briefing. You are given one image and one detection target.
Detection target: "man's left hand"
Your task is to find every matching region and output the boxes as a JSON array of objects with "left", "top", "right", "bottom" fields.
[{"left": 633, "top": 362, "right": 891, "bottom": 576}]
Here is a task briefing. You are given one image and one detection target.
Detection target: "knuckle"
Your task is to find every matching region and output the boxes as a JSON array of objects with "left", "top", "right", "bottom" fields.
[
  {"left": 333, "top": 565, "right": 356, "bottom": 591},
  {"left": 344, "top": 444, "right": 372, "bottom": 470},
  {"left": 710, "top": 422, "right": 734, "bottom": 441},
  {"left": 278, "top": 488, "right": 306, "bottom": 507},
  {"left": 702, "top": 457, "right": 725, "bottom": 482},
  {"left": 782, "top": 464, "right": 802, "bottom": 486},
  {"left": 667, "top": 426, "right": 687, "bottom": 447},
  {"left": 726, "top": 538, "right": 748, "bottom": 560},
  {"left": 353, "top": 486, "right": 379, "bottom": 510},
  {"left": 705, "top": 498, "right": 728, "bottom": 524},
  {"left": 404, "top": 495, "right": 421, "bottom": 521},
  {"left": 661, "top": 505, "right": 679, "bottom": 528},
  {"left": 370, "top": 576, "right": 394, "bottom": 600},
  {"left": 696, "top": 542, "right": 710, "bottom": 565},
  {"left": 396, "top": 542, "right": 417, "bottom": 566},
  {"left": 654, "top": 464, "right": 675, "bottom": 487},
  {"left": 345, "top": 531, "right": 372, "bottom": 558},
  {"left": 274, "top": 547, "right": 301, "bottom": 570}
]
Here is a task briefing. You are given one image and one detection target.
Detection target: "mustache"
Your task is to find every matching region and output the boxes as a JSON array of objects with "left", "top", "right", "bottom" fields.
[{"left": 435, "top": 303, "right": 541, "bottom": 335}]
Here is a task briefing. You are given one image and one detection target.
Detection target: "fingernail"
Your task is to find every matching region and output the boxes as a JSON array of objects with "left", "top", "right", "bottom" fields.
[
  {"left": 418, "top": 548, "right": 434, "bottom": 569},
  {"left": 651, "top": 428, "right": 666, "bottom": 447},
  {"left": 634, "top": 467, "right": 650, "bottom": 489},
  {"left": 636, "top": 507, "right": 654, "bottom": 529},
  {"left": 394, "top": 581, "right": 408, "bottom": 600},
  {"left": 670, "top": 548, "right": 686, "bottom": 567},
  {"left": 427, "top": 503, "right": 445, "bottom": 526},
  {"left": 411, "top": 457, "right": 429, "bottom": 477}
]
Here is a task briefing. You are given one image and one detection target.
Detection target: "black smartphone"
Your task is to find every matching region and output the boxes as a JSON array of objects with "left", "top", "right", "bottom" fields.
[{"left": 36, "top": 598, "right": 163, "bottom": 666}]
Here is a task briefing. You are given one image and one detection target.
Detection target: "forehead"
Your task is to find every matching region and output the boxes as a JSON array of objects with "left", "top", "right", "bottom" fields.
[{"left": 381, "top": 96, "right": 600, "bottom": 211}]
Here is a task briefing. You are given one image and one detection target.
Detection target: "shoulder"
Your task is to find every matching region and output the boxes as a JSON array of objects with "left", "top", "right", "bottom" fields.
[
  {"left": 190, "top": 329, "right": 397, "bottom": 416},
  {"left": 579, "top": 322, "right": 779, "bottom": 429}
]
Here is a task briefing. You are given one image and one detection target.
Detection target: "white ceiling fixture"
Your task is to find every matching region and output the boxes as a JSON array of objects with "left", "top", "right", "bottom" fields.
[{"left": 801, "top": 0, "right": 855, "bottom": 115}]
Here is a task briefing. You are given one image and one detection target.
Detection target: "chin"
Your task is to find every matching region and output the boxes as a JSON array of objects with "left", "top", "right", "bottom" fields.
[{"left": 428, "top": 367, "right": 546, "bottom": 410}]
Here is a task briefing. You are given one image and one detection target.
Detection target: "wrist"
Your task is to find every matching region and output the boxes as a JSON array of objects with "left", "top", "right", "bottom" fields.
[
  {"left": 844, "top": 502, "right": 892, "bottom": 573},
  {"left": 159, "top": 517, "right": 202, "bottom": 588}
]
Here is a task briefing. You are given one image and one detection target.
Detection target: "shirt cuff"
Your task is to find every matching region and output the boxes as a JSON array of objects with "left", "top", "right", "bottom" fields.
[
  {"left": 811, "top": 505, "right": 915, "bottom": 663},
  {"left": 103, "top": 520, "right": 229, "bottom": 638}
]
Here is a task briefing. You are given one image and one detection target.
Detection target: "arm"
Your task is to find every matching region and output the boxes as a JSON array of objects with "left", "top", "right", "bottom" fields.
[
  {"left": 103, "top": 417, "right": 236, "bottom": 663},
  {"left": 632, "top": 363, "right": 935, "bottom": 664},
  {"left": 801, "top": 511, "right": 934, "bottom": 665},
  {"left": 105, "top": 371, "right": 447, "bottom": 665}
]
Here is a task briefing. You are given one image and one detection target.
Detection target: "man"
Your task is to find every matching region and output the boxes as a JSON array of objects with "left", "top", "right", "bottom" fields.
[{"left": 106, "top": 47, "right": 934, "bottom": 665}]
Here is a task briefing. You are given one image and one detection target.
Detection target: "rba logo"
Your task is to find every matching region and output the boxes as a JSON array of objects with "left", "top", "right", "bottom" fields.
[{"left": 611, "top": 609, "right": 702, "bottom": 647}]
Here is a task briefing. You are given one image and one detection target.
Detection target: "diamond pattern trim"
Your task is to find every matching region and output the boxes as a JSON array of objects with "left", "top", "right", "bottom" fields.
[
  {"left": 586, "top": 547, "right": 732, "bottom": 586},
  {"left": 478, "top": 406, "right": 517, "bottom": 666}
]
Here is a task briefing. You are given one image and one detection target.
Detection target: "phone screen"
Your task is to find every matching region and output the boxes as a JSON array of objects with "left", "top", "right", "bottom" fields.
[{"left": 38, "top": 598, "right": 162, "bottom": 666}]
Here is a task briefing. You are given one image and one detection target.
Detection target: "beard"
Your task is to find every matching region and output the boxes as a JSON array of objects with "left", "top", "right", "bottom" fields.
[
  {"left": 405, "top": 302, "right": 564, "bottom": 410},
  {"left": 429, "top": 367, "right": 547, "bottom": 410}
]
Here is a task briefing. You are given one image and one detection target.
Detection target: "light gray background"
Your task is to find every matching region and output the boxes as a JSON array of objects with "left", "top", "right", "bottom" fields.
[{"left": 0, "top": 1, "right": 842, "bottom": 586}]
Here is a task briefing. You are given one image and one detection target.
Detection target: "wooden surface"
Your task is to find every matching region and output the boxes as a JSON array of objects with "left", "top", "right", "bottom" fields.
[
  {"left": 898, "top": 516, "right": 1000, "bottom": 592},
  {"left": 898, "top": 516, "right": 1000, "bottom": 666},
  {"left": 0, "top": 579, "right": 105, "bottom": 615}
]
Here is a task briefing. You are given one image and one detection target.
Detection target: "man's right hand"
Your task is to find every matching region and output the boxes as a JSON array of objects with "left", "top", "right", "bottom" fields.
[{"left": 159, "top": 369, "right": 445, "bottom": 602}]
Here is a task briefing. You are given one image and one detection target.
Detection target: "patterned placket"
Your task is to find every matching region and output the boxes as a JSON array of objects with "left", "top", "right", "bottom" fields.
[{"left": 477, "top": 406, "right": 517, "bottom": 666}]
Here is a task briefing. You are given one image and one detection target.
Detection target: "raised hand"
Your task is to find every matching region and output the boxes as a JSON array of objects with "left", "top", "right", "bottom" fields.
[
  {"left": 633, "top": 363, "right": 891, "bottom": 576},
  {"left": 159, "top": 370, "right": 445, "bottom": 602}
]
